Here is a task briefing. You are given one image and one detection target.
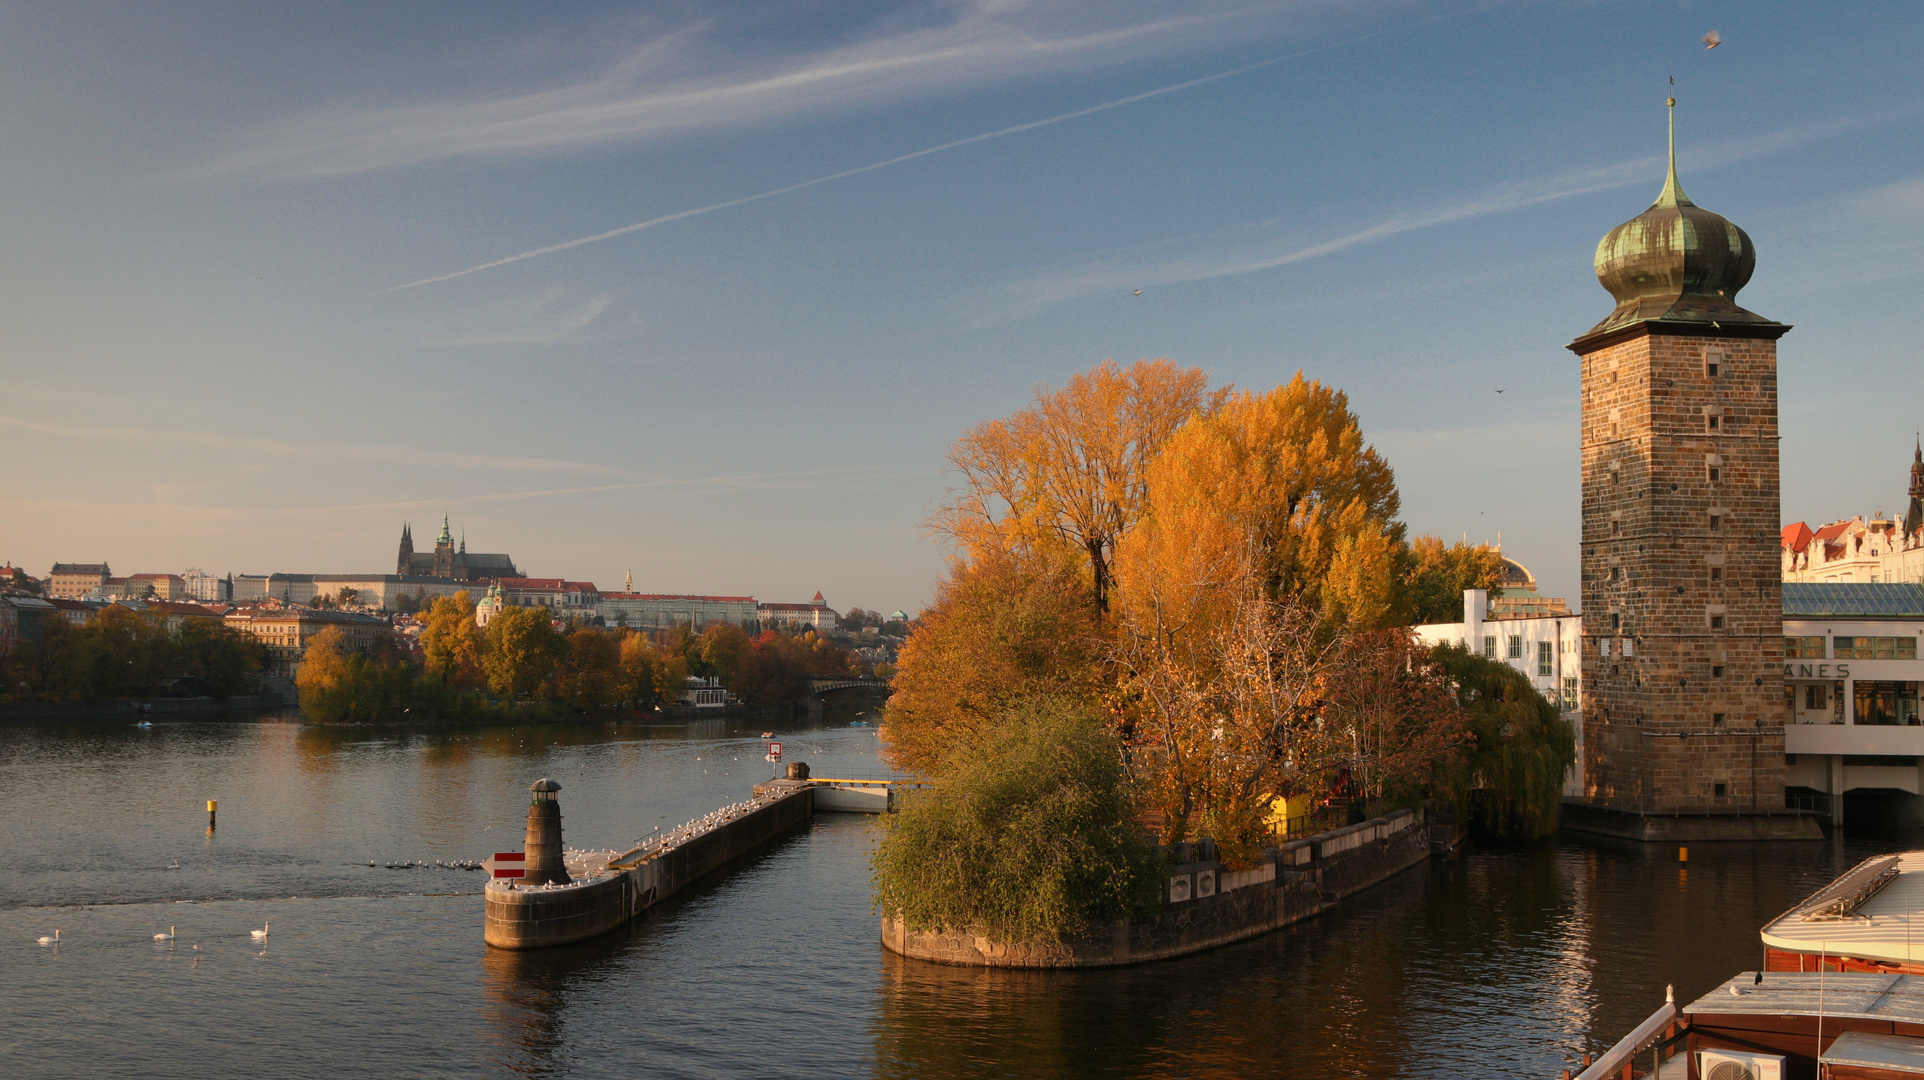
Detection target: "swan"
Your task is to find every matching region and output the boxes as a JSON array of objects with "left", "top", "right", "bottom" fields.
[
  {"left": 250, "top": 921, "right": 269, "bottom": 939},
  {"left": 37, "top": 930, "right": 59, "bottom": 945},
  {"left": 154, "top": 926, "right": 175, "bottom": 941}
]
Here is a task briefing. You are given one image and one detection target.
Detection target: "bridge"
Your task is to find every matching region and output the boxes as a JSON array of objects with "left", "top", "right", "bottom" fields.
[{"left": 807, "top": 675, "right": 892, "bottom": 696}]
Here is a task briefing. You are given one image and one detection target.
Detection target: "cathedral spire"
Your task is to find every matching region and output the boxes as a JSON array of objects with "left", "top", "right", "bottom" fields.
[{"left": 438, "top": 514, "right": 453, "bottom": 545}]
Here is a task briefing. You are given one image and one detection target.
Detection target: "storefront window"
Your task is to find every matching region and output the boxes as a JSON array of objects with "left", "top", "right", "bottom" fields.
[
  {"left": 1855, "top": 681, "right": 1922, "bottom": 726},
  {"left": 1785, "top": 636, "right": 1826, "bottom": 659}
]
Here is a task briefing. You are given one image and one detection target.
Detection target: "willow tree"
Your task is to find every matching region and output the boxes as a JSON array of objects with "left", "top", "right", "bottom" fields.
[{"left": 933, "top": 358, "right": 1227, "bottom": 618}]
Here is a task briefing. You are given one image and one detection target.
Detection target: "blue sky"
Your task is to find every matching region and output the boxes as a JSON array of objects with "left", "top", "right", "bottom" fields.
[{"left": 3, "top": 1, "right": 1920, "bottom": 613}]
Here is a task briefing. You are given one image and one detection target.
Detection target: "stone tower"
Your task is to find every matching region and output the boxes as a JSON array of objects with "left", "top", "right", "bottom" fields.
[
  {"left": 397, "top": 522, "right": 414, "bottom": 575},
  {"left": 433, "top": 515, "right": 456, "bottom": 579},
  {"left": 1569, "top": 100, "right": 1800, "bottom": 836}
]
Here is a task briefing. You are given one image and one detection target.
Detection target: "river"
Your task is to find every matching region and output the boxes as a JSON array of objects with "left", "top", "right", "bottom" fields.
[{"left": 1, "top": 708, "right": 1906, "bottom": 1079}]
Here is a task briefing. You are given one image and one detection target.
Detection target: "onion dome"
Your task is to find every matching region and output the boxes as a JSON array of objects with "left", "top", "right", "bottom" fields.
[{"left": 1577, "top": 99, "right": 1782, "bottom": 344}]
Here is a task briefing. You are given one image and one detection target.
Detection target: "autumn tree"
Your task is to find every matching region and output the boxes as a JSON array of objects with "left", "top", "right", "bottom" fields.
[
  {"left": 175, "top": 618, "right": 267, "bottom": 698},
  {"left": 697, "top": 622, "right": 751, "bottom": 685},
  {"left": 420, "top": 592, "right": 485, "bottom": 688},
  {"left": 882, "top": 551, "right": 1104, "bottom": 778},
  {"left": 483, "top": 606, "right": 566, "bottom": 700},
  {"left": 1402, "top": 535, "right": 1505, "bottom": 625},
  {"left": 558, "top": 627, "right": 623, "bottom": 710},
  {"left": 1321, "top": 631, "right": 1471, "bottom": 808},
  {"left": 618, "top": 631, "right": 686, "bottom": 708},
  {"left": 934, "top": 358, "right": 1227, "bottom": 618}
]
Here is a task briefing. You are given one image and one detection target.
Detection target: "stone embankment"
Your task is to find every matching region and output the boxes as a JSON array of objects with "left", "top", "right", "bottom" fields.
[
  {"left": 880, "top": 808, "right": 1433, "bottom": 969},
  {"left": 484, "top": 778, "right": 816, "bottom": 949}
]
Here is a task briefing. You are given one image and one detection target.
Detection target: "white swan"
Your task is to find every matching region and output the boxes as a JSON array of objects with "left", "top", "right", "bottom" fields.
[
  {"left": 250, "top": 921, "right": 269, "bottom": 939},
  {"left": 37, "top": 929, "right": 59, "bottom": 945},
  {"left": 154, "top": 926, "right": 175, "bottom": 941}
]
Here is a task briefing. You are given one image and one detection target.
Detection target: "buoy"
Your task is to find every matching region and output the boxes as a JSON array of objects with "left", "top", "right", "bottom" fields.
[
  {"left": 208, "top": 799, "right": 218, "bottom": 830},
  {"left": 1679, "top": 846, "right": 1689, "bottom": 867}
]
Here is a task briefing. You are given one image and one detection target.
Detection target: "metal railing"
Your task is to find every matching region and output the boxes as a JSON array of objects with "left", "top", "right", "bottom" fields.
[{"left": 1564, "top": 987, "right": 1684, "bottom": 1080}]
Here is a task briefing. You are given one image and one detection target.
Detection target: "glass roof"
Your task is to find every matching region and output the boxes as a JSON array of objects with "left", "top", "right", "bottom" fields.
[{"left": 1783, "top": 582, "right": 1924, "bottom": 618}]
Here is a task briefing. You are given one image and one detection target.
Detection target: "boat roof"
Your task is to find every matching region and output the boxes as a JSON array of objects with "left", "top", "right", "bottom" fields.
[
  {"left": 1760, "top": 852, "right": 1924, "bottom": 966},
  {"left": 1686, "top": 972, "right": 1924, "bottom": 1024},
  {"left": 1824, "top": 1031, "right": 1924, "bottom": 1075}
]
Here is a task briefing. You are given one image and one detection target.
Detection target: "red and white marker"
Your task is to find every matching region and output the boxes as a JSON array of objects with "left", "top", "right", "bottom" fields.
[{"left": 483, "top": 852, "right": 526, "bottom": 879}]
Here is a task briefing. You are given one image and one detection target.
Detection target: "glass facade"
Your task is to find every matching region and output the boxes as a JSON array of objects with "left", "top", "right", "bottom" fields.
[{"left": 1853, "top": 681, "right": 1921, "bottom": 726}]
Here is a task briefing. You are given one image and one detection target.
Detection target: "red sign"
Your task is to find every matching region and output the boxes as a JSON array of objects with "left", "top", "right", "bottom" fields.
[
  {"left": 768, "top": 742, "right": 782, "bottom": 758},
  {"left": 484, "top": 852, "right": 526, "bottom": 879}
]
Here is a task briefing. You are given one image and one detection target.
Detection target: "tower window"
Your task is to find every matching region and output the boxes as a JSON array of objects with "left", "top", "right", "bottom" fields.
[
  {"left": 1714, "top": 782, "right": 1727, "bottom": 797},
  {"left": 1707, "top": 415, "right": 1721, "bottom": 431},
  {"left": 1710, "top": 614, "right": 1725, "bottom": 630},
  {"left": 1710, "top": 566, "right": 1722, "bottom": 581},
  {"left": 1610, "top": 566, "right": 1621, "bottom": 581},
  {"left": 1713, "top": 714, "right": 1726, "bottom": 727},
  {"left": 1708, "top": 466, "right": 1720, "bottom": 482},
  {"left": 1612, "top": 520, "right": 1621, "bottom": 534},
  {"left": 1709, "top": 515, "right": 1722, "bottom": 530},
  {"left": 1706, "top": 358, "right": 1721, "bottom": 377},
  {"left": 1610, "top": 613, "right": 1621, "bottom": 630},
  {"left": 1712, "top": 665, "right": 1725, "bottom": 678}
]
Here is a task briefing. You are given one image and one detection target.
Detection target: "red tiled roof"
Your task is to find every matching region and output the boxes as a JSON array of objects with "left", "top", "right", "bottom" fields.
[
  {"left": 1781, "top": 522, "right": 1815, "bottom": 553},
  {"left": 759, "top": 602, "right": 831, "bottom": 612},
  {"left": 128, "top": 573, "right": 185, "bottom": 583},
  {"left": 1812, "top": 520, "right": 1854, "bottom": 543},
  {"left": 601, "top": 593, "right": 756, "bottom": 603}
]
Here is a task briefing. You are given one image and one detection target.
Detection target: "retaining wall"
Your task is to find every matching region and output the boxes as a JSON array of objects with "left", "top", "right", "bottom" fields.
[
  {"left": 484, "top": 781, "right": 815, "bottom": 949},
  {"left": 881, "top": 808, "right": 1434, "bottom": 969}
]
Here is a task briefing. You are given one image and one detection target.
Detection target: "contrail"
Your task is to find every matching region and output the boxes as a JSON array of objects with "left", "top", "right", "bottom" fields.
[{"left": 387, "top": 53, "right": 1299, "bottom": 292}]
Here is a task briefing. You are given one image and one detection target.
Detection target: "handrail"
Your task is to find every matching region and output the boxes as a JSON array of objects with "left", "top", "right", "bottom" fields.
[
  {"left": 1575, "top": 994, "right": 1677, "bottom": 1080},
  {"left": 807, "top": 777, "right": 929, "bottom": 786}
]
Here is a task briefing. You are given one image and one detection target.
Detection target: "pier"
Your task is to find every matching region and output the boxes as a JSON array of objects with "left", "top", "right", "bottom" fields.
[{"left": 484, "top": 766, "right": 901, "bottom": 949}]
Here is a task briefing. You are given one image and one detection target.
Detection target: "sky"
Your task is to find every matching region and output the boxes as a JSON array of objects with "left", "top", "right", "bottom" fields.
[{"left": 2, "top": 0, "right": 1921, "bottom": 615}]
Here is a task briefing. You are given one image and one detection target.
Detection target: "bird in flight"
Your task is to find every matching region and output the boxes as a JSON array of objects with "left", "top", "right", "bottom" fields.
[
  {"left": 1703, "top": 29, "right": 1721, "bottom": 49},
  {"left": 1493, "top": 388, "right": 1507, "bottom": 394},
  {"left": 1133, "top": 290, "right": 1142, "bottom": 296}
]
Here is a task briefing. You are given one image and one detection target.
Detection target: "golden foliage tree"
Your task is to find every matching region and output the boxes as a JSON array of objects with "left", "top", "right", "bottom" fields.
[
  {"left": 420, "top": 591, "right": 484, "bottom": 688},
  {"left": 1115, "top": 372, "right": 1403, "bottom": 638},
  {"left": 933, "top": 358, "right": 1226, "bottom": 617},
  {"left": 482, "top": 606, "right": 566, "bottom": 700},
  {"left": 882, "top": 551, "right": 1104, "bottom": 778},
  {"left": 1403, "top": 535, "right": 1505, "bottom": 624}
]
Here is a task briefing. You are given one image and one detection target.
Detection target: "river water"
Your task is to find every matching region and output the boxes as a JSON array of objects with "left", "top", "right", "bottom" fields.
[{"left": 1, "top": 708, "right": 1908, "bottom": 1079}]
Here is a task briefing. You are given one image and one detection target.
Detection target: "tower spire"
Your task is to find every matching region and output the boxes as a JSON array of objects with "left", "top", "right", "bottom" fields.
[{"left": 1655, "top": 95, "right": 1691, "bottom": 208}]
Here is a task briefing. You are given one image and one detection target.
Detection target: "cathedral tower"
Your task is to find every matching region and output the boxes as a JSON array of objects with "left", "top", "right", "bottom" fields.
[
  {"left": 1569, "top": 100, "right": 1803, "bottom": 837},
  {"left": 397, "top": 522, "right": 414, "bottom": 575},
  {"left": 433, "top": 515, "right": 455, "bottom": 579}
]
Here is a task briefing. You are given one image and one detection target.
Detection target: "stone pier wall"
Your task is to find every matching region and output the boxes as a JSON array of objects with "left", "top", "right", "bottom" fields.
[
  {"left": 484, "top": 782, "right": 815, "bottom": 949},
  {"left": 881, "top": 809, "right": 1433, "bottom": 969}
]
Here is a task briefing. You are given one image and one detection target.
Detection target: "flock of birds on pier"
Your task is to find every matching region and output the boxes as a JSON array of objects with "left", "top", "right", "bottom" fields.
[
  {"left": 366, "top": 858, "right": 485, "bottom": 871},
  {"left": 628, "top": 792, "right": 778, "bottom": 863}
]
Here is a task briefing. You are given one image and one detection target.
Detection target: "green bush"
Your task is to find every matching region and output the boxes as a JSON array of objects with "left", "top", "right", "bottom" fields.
[{"left": 871, "top": 699, "right": 1164, "bottom": 943}]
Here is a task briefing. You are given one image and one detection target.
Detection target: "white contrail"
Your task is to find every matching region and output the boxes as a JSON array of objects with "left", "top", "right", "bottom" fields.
[{"left": 386, "top": 52, "right": 1298, "bottom": 292}]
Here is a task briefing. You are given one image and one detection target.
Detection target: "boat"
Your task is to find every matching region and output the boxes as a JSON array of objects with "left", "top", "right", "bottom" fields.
[{"left": 1573, "top": 852, "right": 1924, "bottom": 1080}]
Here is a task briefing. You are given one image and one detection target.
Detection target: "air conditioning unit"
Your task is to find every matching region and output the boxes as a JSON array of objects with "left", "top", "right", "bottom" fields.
[
  {"left": 1698, "top": 1050, "right": 1783, "bottom": 1080},
  {"left": 1195, "top": 869, "right": 1217, "bottom": 898},
  {"left": 1168, "top": 874, "right": 1192, "bottom": 903}
]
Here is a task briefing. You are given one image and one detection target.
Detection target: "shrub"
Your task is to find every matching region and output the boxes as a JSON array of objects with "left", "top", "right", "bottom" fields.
[{"left": 871, "top": 699, "right": 1163, "bottom": 943}]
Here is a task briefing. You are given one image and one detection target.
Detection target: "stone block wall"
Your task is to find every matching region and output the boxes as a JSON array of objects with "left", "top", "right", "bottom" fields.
[{"left": 1576, "top": 328, "right": 1787, "bottom": 815}]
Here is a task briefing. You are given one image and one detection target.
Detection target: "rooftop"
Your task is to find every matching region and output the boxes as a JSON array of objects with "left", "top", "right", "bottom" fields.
[
  {"left": 1761, "top": 852, "right": 1924, "bottom": 966},
  {"left": 1783, "top": 583, "right": 1924, "bottom": 619},
  {"left": 1687, "top": 971, "right": 1924, "bottom": 1025}
]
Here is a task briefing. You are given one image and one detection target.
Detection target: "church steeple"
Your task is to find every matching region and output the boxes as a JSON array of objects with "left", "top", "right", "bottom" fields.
[
  {"left": 397, "top": 522, "right": 415, "bottom": 575},
  {"left": 438, "top": 514, "right": 453, "bottom": 545},
  {"left": 1905, "top": 437, "right": 1924, "bottom": 539}
]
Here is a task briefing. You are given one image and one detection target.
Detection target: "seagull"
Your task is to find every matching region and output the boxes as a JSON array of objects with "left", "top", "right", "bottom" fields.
[
  {"left": 1133, "top": 290, "right": 1142, "bottom": 296},
  {"left": 251, "top": 921, "right": 269, "bottom": 939},
  {"left": 1703, "top": 29, "right": 1721, "bottom": 50},
  {"left": 37, "top": 930, "right": 59, "bottom": 945},
  {"left": 1493, "top": 388, "right": 1507, "bottom": 394},
  {"left": 154, "top": 926, "right": 175, "bottom": 941}
]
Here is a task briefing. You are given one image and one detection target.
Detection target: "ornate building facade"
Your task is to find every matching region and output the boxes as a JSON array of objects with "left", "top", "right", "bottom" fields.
[
  {"left": 1569, "top": 100, "right": 1814, "bottom": 839},
  {"left": 396, "top": 517, "right": 519, "bottom": 581}
]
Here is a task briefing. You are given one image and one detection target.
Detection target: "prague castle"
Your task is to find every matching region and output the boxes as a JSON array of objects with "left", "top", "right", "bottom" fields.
[
  {"left": 1567, "top": 100, "right": 1817, "bottom": 839},
  {"left": 396, "top": 517, "right": 519, "bottom": 582}
]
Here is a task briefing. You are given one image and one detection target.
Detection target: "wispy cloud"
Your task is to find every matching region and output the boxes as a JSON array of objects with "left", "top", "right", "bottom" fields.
[
  {"left": 383, "top": 38, "right": 1343, "bottom": 291},
  {"left": 983, "top": 106, "right": 1924, "bottom": 321},
  {"left": 193, "top": 2, "right": 1305, "bottom": 182},
  {"left": 0, "top": 414, "right": 623, "bottom": 476},
  {"left": 426, "top": 286, "right": 618, "bottom": 346}
]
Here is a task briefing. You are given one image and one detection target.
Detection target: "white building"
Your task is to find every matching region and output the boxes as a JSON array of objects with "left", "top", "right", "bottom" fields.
[
  {"left": 180, "top": 569, "right": 232, "bottom": 603},
  {"left": 758, "top": 592, "right": 839, "bottom": 631},
  {"left": 596, "top": 593, "right": 758, "bottom": 630},
  {"left": 1782, "top": 443, "right": 1924, "bottom": 586},
  {"left": 1781, "top": 582, "right": 1924, "bottom": 825},
  {"left": 1414, "top": 587, "right": 1584, "bottom": 795}
]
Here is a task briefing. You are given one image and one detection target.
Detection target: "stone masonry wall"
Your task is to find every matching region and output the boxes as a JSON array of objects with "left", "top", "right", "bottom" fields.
[{"left": 1577, "top": 329, "right": 1786, "bottom": 816}]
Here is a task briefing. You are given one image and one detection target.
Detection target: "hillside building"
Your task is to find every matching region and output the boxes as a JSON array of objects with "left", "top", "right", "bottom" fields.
[
  {"left": 47, "top": 562, "right": 110, "bottom": 599},
  {"left": 395, "top": 517, "right": 518, "bottom": 581}
]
